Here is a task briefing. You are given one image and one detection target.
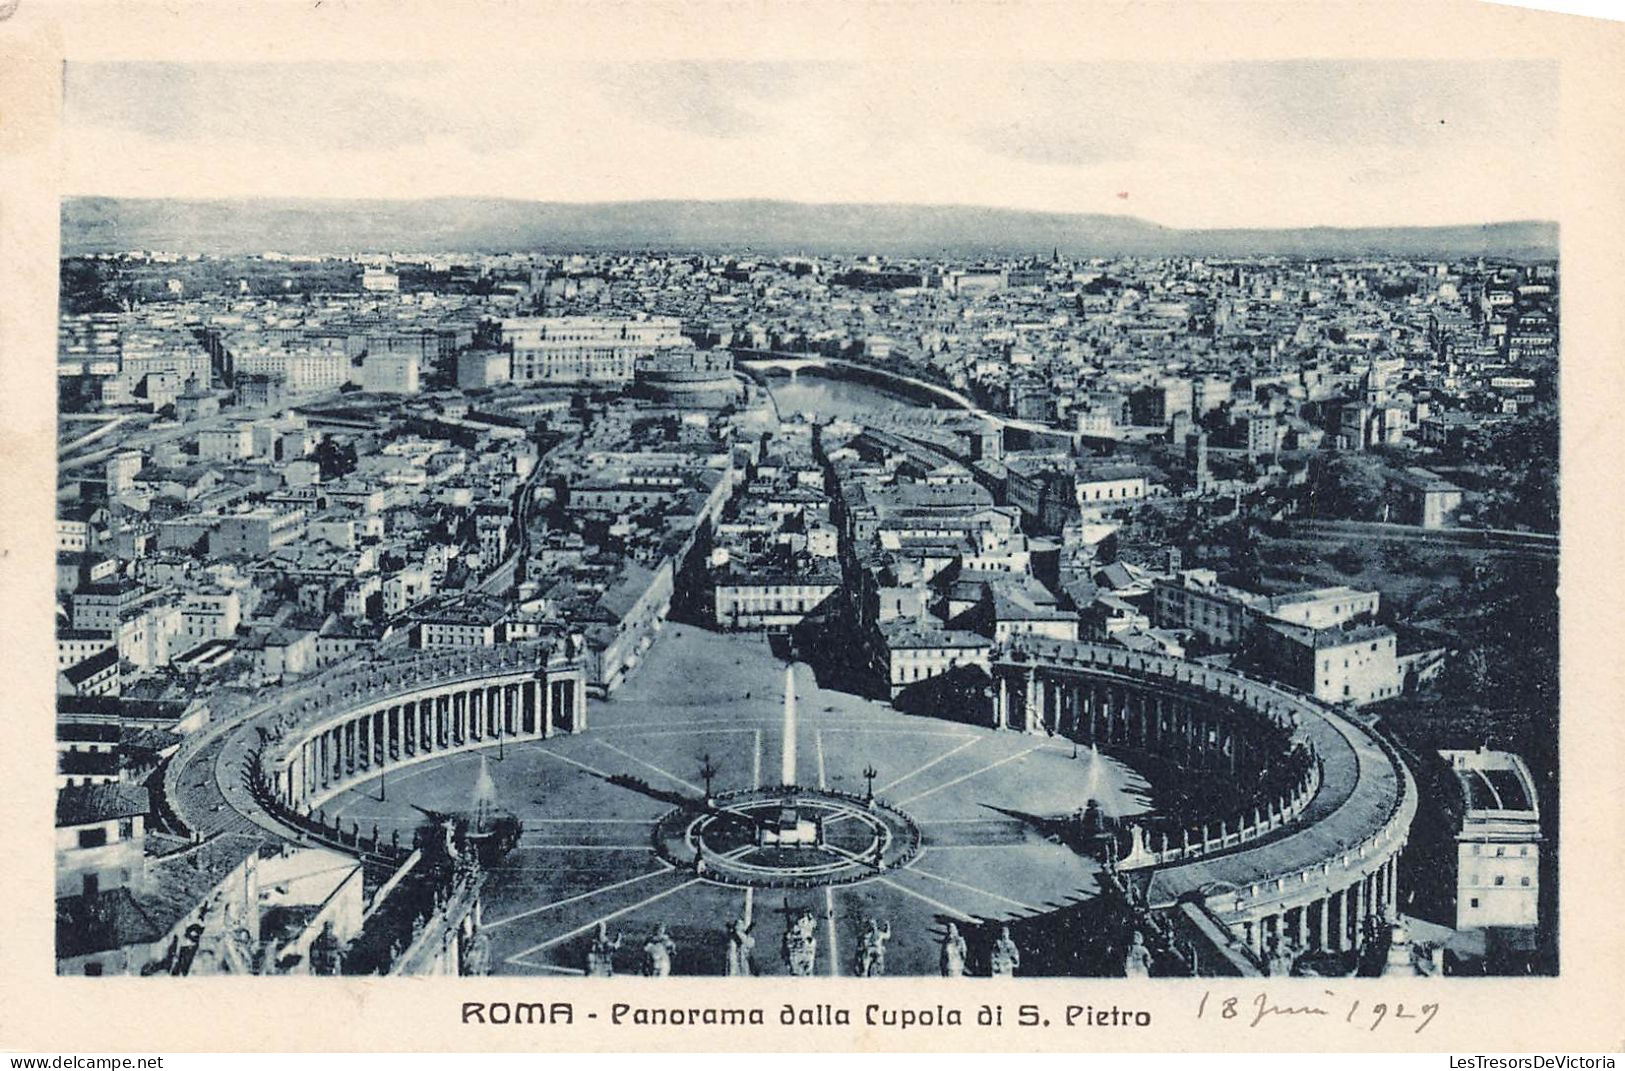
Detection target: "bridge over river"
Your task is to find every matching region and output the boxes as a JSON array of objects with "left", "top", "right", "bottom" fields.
[{"left": 737, "top": 351, "right": 1060, "bottom": 438}]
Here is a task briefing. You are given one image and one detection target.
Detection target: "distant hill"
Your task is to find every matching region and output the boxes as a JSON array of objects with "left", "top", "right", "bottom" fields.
[{"left": 60, "top": 197, "right": 1559, "bottom": 260}]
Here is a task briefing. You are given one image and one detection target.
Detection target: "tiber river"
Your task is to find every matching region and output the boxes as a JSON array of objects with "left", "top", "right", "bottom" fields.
[{"left": 760, "top": 370, "right": 938, "bottom": 422}]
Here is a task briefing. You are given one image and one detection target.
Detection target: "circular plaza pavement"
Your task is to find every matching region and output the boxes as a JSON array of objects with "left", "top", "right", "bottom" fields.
[{"left": 321, "top": 628, "right": 1151, "bottom": 976}]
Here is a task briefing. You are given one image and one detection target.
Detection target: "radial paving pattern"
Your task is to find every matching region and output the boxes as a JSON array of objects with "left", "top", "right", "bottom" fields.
[{"left": 321, "top": 628, "right": 1151, "bottom": 976}]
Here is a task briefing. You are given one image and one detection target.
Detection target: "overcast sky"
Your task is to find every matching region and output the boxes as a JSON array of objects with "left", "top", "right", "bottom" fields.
[{"left": 63, "top": 59, "right": 1558, "bottom": 230}]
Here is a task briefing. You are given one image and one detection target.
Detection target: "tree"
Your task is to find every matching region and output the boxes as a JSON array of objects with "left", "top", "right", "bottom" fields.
[
  {"left": 1306, "top": 454, "right": 1390, "bottom": 521},
  {"left": 1328, "top": 542, "right": 1369, "bottom": 575},
  {"left": 313, "top": 437, "right": 358, "bottom": 481},
  {"left": 1441, "top": 647, "right": 1493, "bottom": 704}
]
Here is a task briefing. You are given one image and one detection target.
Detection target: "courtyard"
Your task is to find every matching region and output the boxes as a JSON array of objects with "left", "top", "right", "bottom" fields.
[{"left": 322, "top": 627, "right": 1152, "bottom": 976}]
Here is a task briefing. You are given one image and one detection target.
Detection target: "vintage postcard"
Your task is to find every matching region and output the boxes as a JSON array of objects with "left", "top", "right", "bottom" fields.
[{"left": 1, "top": 0, "right": 1622, "bottom": 1054}]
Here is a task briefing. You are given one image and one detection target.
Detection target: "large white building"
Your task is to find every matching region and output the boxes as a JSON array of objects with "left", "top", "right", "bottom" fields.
[
  {"left": 877, "top": 621, "right": 993, "bottom": 697},
  {"left": 1153, "top": 570, "right": 1381, "bottom": 652},
  {"left": 456, "top": 349, "right": 511, "bottom": 390},
  {"left": 198, "top": 424, "right": 254, "bottom": 462},
  {"left": 1441, "top": 748, "right": 1542, "bottom": 931},
  {"left": 105, "top": 450, "right": 144, "bottom": 495},
  {"left": 1075, "top": 467, "right": 1150, "bottom": 511},
  {"left": 360, "top": 266, "right": 400, "bottom": 292},
  {"left": 232, "top": 344, "right": 352, "bottom": 396},
  {"left": 714, "top": 566, "right": 841, "bottom": 632},
  {"left": 361, "top": 352, "right": 421, "bottom": 395},
  {"left": 180, "top": 589, "right": 242, "bottom": 645},
  {"left": 497, "top": 316, "right": 687, "bottom": 385},
  {"left": 1255, "top": 620, "right": 1402, "bottom": 706}
]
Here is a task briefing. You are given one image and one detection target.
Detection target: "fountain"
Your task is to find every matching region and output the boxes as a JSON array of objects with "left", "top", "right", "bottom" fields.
[
  {"left": 1081, "top": 742, "right": 1105, "bottom": 802},
  {"left": 411, "top": 752, "right": 520, "bottom": 867},
  {"left": 471, "top": 754, "right": 498, "bottom": 834}
]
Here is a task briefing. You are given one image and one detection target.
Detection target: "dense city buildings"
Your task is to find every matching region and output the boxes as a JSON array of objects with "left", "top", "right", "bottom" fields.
[{"left": 52, "top": 244, "right": 1558, "bottom": 979}]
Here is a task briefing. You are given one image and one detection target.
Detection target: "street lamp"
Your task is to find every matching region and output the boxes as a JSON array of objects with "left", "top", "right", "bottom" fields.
[
  {"left": 862, "top": 764, "right": 878, "bottom": 806},
  {"left": 700, "top": 754, "right": 718, "bottom": 805}
]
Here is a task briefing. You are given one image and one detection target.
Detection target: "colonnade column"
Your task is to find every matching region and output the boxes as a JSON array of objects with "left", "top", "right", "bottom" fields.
[{"left": 1351, "top": 879, "right": 1364, "bottom": 948}]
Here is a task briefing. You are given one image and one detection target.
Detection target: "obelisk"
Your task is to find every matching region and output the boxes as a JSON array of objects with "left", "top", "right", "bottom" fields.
[{"left": 781, "top": 664, "right": 797, "bottom": 787}]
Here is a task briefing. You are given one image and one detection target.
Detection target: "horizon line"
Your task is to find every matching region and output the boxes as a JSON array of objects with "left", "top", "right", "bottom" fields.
[{"left": 59, "top": 193, "right": 1558, "bottom": 235}]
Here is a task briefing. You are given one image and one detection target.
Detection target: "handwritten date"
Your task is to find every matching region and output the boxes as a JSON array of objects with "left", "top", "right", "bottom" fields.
[{"left": 1197, "top": 991, "right": 1440, "bottom": 1034}]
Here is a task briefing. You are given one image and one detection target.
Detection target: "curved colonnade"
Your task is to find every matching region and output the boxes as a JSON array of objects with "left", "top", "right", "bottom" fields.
[
  {"left": 156, "top": 642, "right": 589, "bottom": 854},
  {"left": 253, "top": 643, "right": 590, "bottom": 821},
  {"left": 167, "top": 632, "right": 1412, "bottom": 971},
  {"left": 993, "top": 638, "right": 1416, "bottom": 962}
]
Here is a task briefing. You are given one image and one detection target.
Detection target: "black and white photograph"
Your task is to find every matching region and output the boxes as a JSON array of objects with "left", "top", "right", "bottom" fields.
[
  {"left": 7, "top": 0, "right": 1623, "bottom": 1055},
  {"left": 44, "top": 45, "right": 1569, "bottom": 986}
]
